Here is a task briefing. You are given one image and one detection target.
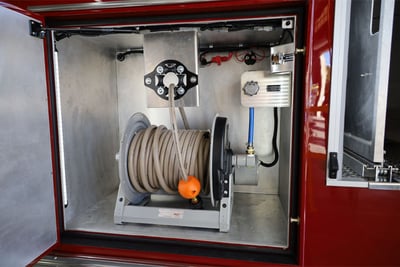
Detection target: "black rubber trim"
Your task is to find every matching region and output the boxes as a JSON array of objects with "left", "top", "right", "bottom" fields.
[
  {"left": 287, "top": 5, "right": 305, "bottom": 261},
  {"left": 211, "top": 117, "right": 227, "bottom": 201},
  {"left": 61, "top": 231, "right": 297, "bottom": 264},
  {"left": 45, "top": 32, "right": 66, "bottom": 231},
  {"left": 45, "top": 6, "right": 302, "bottom": 28}
]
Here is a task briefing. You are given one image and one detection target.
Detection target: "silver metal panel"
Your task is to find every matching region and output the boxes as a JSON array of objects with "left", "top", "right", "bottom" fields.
[
  {"left": 344, "top": 0, "right": 395, "bottom": 163},
  {"left": 198, "top": 29, "right": 280, "bottom": 47},
  {"left": 0, "top": 7, "right": 57, "bottom": 266},
  {"left": 326, "top": 0, "right": 352, "bottom": 182},
  {"left": 279, "top": 107, "right": 291, "bottom": 221},
  {"left": 143, "top": 31, "right": 199, "bottom": 108},
  {"left": 56, "top": 35, "right": 120, "bottom": 227},
  {"left": 68, "top": 191, "right": 288, "bottom": 247},
  {"left": 119, "top": 204, "right": 220, "bottom": 229},
  {"left": 369, "top": 182, "right": 400, "bottom": 190},
  {"left": 386, "top": 3, "right": 400, "bottom": 143},
  {"left": 326, "top": 178, "right": 369, "bottom": 188},
  {"left": 37, "top": 255, "right": 167, "bottom": 267}
]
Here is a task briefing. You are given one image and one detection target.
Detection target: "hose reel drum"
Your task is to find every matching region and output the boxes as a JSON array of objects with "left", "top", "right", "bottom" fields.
[{"left": 114, "top": 112, "right": 234, "bottom": 232}]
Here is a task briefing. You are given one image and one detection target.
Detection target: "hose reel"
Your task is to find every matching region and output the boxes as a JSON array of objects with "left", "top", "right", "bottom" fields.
[
  {"left": 115, "top": 112, "right": 233, "bottom": 231},
  {"left": 116, "top": 113, "right": 232, "bottom": 225}
]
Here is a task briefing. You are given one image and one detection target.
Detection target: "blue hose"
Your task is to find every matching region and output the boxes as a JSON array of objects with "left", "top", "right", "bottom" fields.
[{"left": 248, "top": 107, "right": 254, "bottom": 147}]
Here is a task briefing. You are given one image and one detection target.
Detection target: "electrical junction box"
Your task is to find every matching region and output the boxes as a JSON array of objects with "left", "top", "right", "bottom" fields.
[{"left": 241, "top": 71, "right": 291, "bottom": 107}]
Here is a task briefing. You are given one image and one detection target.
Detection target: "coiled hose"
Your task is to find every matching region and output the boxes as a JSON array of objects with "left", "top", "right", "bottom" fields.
[{"left": 126, "top": 126, "right": 210, "bottom": 195}]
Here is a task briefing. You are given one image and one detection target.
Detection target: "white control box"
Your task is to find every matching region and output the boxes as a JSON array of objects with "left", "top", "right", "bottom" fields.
[{"left": 240, "top": 71, "right": 291, "bottom": 107}]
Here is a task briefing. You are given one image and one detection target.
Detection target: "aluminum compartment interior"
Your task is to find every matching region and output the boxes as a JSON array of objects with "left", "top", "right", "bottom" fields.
[{"left": 55, "top": 18, "right": 296, "bottom": 248}]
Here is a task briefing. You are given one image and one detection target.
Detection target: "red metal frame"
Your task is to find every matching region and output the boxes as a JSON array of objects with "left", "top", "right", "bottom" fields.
[
  {"left": 5, "top": 1, "right": 304, "bottom": 21},
  {"left": 4, "top": 0, "right": 400, "bottom": 266}
]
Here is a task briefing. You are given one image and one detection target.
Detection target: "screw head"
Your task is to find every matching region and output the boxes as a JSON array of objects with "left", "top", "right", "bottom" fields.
[
  {"left": 177, "top": 65, "right": 185, "bottom": 73},
  {"left": 157, "top": 87, "right": 165, "bottom": 95},
  {"left": 145, "top": 77, "right": 152, "bottom": 85},
  {"left": 190, "top": 76, "right": 197, "bottom": 83},
  {"left": 156, "top": 66, "right": 164, "bottom": 74},
  {"left": 177, "top": 87, "right": 185, "bottom": 95}
]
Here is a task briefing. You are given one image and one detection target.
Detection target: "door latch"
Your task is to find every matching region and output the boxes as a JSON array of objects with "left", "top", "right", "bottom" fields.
[{"left": 328, "top": 152, "right": 339, "bottom": 178}]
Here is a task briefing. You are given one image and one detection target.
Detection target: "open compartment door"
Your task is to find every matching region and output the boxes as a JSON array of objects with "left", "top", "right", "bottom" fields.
[
  {"left": 327, "top": 0, "right": 398, "bottom": 188},
  {"left": 0, "top": 7, "right": 58, "bottom": 266},
  {"left": 343, "top": 0, "right": 394, "bottom": 164}
]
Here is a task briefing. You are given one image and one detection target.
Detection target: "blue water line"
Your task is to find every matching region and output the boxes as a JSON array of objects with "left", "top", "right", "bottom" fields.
[{"left": 248, "top": 107, "right": 255, "bottom": 146}]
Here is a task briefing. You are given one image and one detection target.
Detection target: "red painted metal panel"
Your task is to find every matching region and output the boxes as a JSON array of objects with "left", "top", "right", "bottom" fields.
[
  {"left": 301, "top": 0, "right": 400, "bottom": 266},
  {"left": 5, "top": 0, "right": 400, "bottom": 266},
  {"left": 4, "top": 0, "right": 305, "bottom": 26}
]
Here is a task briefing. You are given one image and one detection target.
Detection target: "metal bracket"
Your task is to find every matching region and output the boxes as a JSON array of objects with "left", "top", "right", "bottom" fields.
[
  {"left": 29, "top": 20, "right": 45, "bottom": 39},
  {"left": 369, "top": 165, "right": 398, "bottom": 183},
  {"left": 343, "top": 151, "right": 399, "bottom": 182},
  {"left": 144, "top": 59, "right": 198, "bottom": 101}
]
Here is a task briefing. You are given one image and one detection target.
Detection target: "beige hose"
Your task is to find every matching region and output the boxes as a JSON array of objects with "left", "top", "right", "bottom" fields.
[{"left": 127, "top": 126, "right": 210, "bottom": 194}]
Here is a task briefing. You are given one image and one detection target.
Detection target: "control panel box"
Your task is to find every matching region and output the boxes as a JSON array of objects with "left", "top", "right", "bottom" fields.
[{"left": 241, "top": 71, "right": 291, "bottom": 107}]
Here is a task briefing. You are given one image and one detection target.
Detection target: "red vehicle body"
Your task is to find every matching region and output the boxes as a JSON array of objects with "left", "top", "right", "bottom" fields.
[{"left": 1, "top": 1, "right": 400, "bottom": 266}]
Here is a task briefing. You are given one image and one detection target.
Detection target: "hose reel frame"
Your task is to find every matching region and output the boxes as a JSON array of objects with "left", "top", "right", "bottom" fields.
[
  {"left": 210, "top": 116, "right": 233, "bottom": 207},
  {"left": 115, "top": 112, "right": 233, "bottom": 231},
  {"left": 118, "top": 112, "right": 151, "bottom": 204}
]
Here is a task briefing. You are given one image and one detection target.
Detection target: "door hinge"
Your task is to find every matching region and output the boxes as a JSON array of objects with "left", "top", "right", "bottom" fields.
[
  {"left": 29, "top": 20, "right": 45, "bottom": 39},
  {"left": 290, "top": 217, "right": 300, "bottom": 224},
  {"left": 295, "top": 47, "right": 305, "bottom": 55}
]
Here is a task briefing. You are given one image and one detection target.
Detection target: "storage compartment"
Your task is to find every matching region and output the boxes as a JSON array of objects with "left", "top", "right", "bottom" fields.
[
  {"left": 52, "top": 15, "right": 300, "bottom": 250},
  {"left": 327, "top": 0, "right": 400, "bottom": 189}
]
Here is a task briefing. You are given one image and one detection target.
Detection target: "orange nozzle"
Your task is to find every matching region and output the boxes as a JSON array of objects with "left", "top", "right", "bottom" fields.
[{"left": 178, "top": 176, "right": 201, "bottom": 199}]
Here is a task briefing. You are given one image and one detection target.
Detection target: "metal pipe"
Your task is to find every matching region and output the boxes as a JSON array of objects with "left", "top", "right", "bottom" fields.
[{"left": 247, "top": 107, "right": 255, "bottom": 154}]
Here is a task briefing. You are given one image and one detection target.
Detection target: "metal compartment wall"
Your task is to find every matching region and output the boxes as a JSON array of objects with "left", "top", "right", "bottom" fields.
[
  {"left": 53, "top": 19, "right": 297, "bottom": 249},
  {"left": 55, "top": 35, "right": 120, "bottom": 226}
]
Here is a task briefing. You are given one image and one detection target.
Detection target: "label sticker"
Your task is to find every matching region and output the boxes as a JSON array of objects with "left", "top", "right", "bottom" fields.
[
  {"left": 158, "top": 208, "right": 184, "bottom": 219},
  {"left": 266, "top": 84, "right": 281, "bottom": 92}
]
